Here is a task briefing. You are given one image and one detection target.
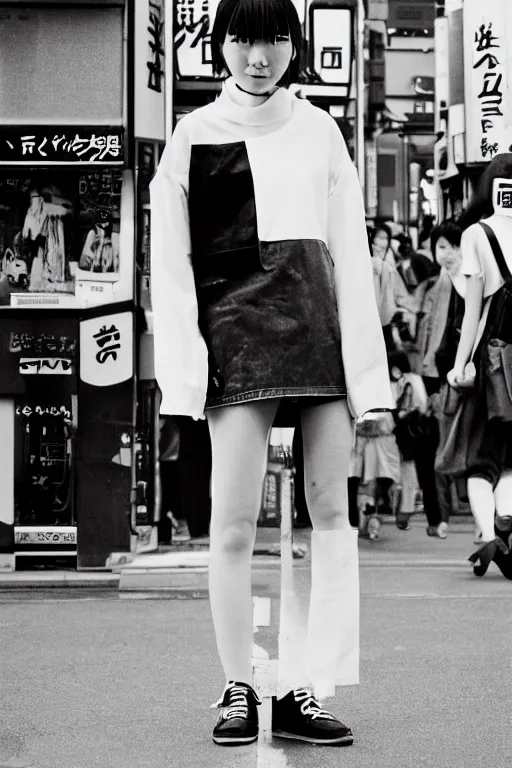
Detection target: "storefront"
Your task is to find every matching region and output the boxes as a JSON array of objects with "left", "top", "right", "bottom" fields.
[{"left": 0, "top": 1, "right": 137, "bottom": 569}]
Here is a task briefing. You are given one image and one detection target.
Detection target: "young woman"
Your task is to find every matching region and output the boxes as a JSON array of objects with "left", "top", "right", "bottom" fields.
[
  {"left": 449, "top": 154, "right": 512, "bottom": 577},
  {"left": 412, "top": 220, "right": 466, "bottom": 538},
  {"left": 369, "top": 223, "right": 416, "bottom": 351},
  {"left": 150, "top": 0, "right": 394, "bottom": 747}
]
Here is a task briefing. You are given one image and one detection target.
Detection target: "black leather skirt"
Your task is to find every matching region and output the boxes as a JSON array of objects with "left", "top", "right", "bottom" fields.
[{"left": 194, "top": 238, "right": 346, "bottom": 426}]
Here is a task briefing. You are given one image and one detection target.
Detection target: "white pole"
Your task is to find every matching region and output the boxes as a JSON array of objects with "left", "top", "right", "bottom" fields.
[
  {"left": 164, "top": 0, "right": 174, "bottom": 143},
  {"left": 355, "top": 0, "right": 366, "bottom": 197}
]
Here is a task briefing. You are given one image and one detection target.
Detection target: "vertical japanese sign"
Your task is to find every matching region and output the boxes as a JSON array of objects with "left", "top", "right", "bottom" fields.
[
  {"left": 463, "top": 0, "right": 512, "bottom": 163},
  {"left": 174, "top": 0, "right": 221, "bottom": 78},
  {"left": 80, "top": 312, "right": 133, "bottom": 387},
  {"left": 135, "top": 0, "right": 166, "bottom": 141}
]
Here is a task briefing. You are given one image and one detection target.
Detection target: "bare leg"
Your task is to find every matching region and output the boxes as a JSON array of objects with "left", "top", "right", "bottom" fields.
[{"left": 206, "top": 399, "right": 280, "bottom": 685}]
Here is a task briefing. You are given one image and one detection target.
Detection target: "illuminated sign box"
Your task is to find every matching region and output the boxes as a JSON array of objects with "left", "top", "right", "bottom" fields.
[{"left": 307, "top": 1, "right": 355, "bottom": 95}]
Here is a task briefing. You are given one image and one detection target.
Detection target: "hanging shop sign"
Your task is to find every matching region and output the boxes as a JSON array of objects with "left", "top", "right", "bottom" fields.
[
  {"left": 0, "top": 169, "right": 122, "bottom": 308},
  {"left": 80, "top": 311, "right": 133, "bottom": 387},
  {"left": 463, "top": 0, "right": 512, "bottom": 164},
  {"left": 0, "top": 126, "right": 124, "bottom": 166},
  {"left": 388, "top": 0, "right": 435, "bottom": 32},
  {"left": 307, "top": 1, "right": 355, "bottom": 97},
  {"left": 0, "top": 316, "right": 78, "bottom": 396},
  {"left": 135, "top": 0, "right": 165, "bottom": 141},
  {"left": 174, "top": 0, "right": 221, "bottom": 79}
]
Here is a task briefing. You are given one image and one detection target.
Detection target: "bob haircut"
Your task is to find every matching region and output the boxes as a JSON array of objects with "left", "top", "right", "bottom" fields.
[
  {"left": 458, "top": 152, "right": 512, "bottom": 230},
  {"left": 211, "top": 0, "right": 303, "bottom": 85},
  {"left": 388, "top": 350, "right": 411, "bottom": 376},
  {"left": 430, "top": 219, "right": 462, "bottom": 260},
  {"left": 370, "top": 222, "right": 392, "bottom": 245}
]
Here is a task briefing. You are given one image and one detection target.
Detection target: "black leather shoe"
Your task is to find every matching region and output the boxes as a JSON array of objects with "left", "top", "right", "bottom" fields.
[
  {"left": 272, "top": 688, "right": 353, "bottom": 746},
  {"left": 212, "top": 681, "right": 260, "bottom": 746}
]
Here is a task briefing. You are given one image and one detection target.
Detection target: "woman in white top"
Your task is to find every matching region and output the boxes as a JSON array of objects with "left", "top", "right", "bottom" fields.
[
  {"left": 448, "top": 153, "right": 512, "bottom": 578},
  {"left": 150, "top": 0, "right": 394, "bottom": 748}
]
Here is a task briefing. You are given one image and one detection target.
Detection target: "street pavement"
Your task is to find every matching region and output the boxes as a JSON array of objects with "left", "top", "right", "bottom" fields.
[{"left": 1, "top": 518, "right": 511, "bottom": 768}]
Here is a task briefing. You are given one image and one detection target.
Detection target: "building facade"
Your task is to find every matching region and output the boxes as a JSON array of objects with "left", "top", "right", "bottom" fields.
[{"left": 0, "top": 0, "right": 167, "bottom": 571}]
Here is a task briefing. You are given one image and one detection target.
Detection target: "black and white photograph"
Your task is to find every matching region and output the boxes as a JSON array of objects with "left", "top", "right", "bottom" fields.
[{"left": 1, "top": 1, "right": 511, "bottom": 768}]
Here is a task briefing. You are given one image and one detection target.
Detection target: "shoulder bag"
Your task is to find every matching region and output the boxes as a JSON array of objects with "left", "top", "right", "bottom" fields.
[{"left": 479, "top": 222, "right": 512, "bottom": 421}]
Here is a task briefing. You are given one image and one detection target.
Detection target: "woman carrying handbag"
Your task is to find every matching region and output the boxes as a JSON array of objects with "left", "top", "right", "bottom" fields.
[{"left": 447, "top": 154, "right": 512, "bottom": 579}]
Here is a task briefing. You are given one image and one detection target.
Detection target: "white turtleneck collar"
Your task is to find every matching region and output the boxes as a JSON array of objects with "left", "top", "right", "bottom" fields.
[{"left": 214, "top": 77, "right": 295, "bottom": 126}]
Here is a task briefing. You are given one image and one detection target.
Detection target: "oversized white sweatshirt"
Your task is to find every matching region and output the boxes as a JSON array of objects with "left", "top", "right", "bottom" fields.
[{"left": 150, "top": 79, "right": 394, "bottom": 419}]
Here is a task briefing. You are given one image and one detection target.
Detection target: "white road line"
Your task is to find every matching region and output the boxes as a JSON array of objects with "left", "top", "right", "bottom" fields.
[{"left": 363, "top": 593, "right": 512, "bottom": 599}]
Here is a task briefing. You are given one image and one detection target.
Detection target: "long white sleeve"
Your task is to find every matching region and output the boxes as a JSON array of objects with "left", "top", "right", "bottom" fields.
[
  {"left": 327, "top": 123, "right": 395, "bottom": 417},
  {"left": 149, "top": 120, "right": 208, "bottom": 419}
]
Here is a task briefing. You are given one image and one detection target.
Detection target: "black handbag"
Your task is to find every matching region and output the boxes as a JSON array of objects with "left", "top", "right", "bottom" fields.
[
  {"left": 393, "top": 383, "right": 435, "bottom": 461},
  {"left": 479, "top": 223, "right": 512, "bottom": 421}
]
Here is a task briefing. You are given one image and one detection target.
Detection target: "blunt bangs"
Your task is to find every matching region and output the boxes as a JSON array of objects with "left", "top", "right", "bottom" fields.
[{"left": 211, "top": 0, "right": 303, "bottom": 82}]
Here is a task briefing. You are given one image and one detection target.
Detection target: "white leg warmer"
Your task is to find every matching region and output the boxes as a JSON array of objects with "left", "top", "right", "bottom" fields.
[
  {"left": 494, "top": 469, "right": 512, "bottom": 519},
  {"left": 467, "top": 476, "right": 496, "bottom": 542},
  {"left": 303, "top": 528, "right": 360, "bottom": 700}
]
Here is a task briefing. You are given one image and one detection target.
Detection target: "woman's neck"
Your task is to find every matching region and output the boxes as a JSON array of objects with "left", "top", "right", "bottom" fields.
[{"left": 226, "top": 77, "right": 278, "bottom": 108}]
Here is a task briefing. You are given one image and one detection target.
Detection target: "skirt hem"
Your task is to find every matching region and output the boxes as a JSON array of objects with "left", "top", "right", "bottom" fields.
[{"left": 206, "top": 387, "right": 346, "bottom": 409}]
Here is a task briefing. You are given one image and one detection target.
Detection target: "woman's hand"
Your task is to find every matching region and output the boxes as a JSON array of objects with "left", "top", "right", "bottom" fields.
[
  {"left": 447, "top": 362, "right": 476, "bottom": 390},
  {"left": 447, "top": 368, "right": 464, "bottom": 389}
]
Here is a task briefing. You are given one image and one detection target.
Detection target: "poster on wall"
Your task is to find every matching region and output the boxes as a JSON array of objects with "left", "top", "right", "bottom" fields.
[
  {"left": 463, "top": 0, "right": 512, "bottom": 163},
  {"left": 0, "top": 169, "right": 122, "bottom": 307}
]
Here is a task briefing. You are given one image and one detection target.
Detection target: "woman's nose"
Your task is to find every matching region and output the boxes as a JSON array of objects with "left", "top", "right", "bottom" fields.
[{"left": 247, "top": 42, "right": 270, "bottom": 68}]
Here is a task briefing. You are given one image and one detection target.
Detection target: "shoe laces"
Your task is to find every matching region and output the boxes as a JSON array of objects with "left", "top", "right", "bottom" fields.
[
  {"left": 211, "top": 682, "right": 261, "bottom": 720},
  {"left": 293, "top": 688, "right": 336, "bottom": 721}
]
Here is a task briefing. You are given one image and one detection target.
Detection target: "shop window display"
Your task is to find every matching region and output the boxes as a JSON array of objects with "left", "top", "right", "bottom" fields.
[
  {"left": 0, "top": 170, "right": 122, "bottom": 303},
  {"left": 14, "top": 401, "right": 74, "bottom": 527}
]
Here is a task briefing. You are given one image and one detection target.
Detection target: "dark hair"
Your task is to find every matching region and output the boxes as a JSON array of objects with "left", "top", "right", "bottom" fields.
[
  {"left": 388, "top": 351, "right": 411, "bottom": 375},
  {"left": 211, "top": 0, "right": 303, "bottom": 84},
  {"left": 370, "top": 222, "right": 392, "bottom": 245},
  {"left": 458, "top": 152, "right": 512, "bottom": 230},
  {"left": 430, "top": 219, "right": 462, "bottom": 259}
]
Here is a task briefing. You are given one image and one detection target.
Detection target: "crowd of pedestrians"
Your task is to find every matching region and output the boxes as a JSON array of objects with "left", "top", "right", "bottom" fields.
[{"left": 344, "top": 154, "right": 512, "bottom": 581}]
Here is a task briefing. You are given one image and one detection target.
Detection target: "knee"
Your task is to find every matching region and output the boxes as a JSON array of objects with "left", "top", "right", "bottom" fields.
[
  {"left": 306, "top": 484, "right": 347, "bottom": 529},
  {"left": 213, "top": 517, "right": 256, "bottom": 555}
]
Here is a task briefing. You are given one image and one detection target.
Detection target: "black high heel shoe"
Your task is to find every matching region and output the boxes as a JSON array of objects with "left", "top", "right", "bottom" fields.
[
  {"left": 468, "top": 537, "right": 512, "bottom": 578},
  {"left": 468, "top": 539, "right": 499, "bottom": 577},
  {"left": 491, "top": 538, "right": 512, "bottom": 580}
]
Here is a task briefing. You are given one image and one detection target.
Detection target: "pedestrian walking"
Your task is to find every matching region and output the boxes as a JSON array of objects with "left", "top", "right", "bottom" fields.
[
  {"left": 447, "top": 154, "right": 512, "bottom": 578},
  {"left": 411, "top": 220, "right": 467, "bottom": 538},
  {"left": 150, "top": 0, "right": 394, "bottom": 748},
  {"left": 389, "top": 352, "right": 440, "bottom": 532}
]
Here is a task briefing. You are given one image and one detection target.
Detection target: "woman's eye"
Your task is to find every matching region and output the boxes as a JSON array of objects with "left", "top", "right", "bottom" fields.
[
  {"left": 274, "top": 35, "right": 290, "bottom": 43},
  {"left": 235, "top": 37, "right": 249, "bottom": 44}
]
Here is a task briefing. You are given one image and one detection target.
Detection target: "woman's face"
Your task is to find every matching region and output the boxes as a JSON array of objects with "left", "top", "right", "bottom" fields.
[
  {"left": 222, "top": 34, "right": 294, "bottom": 94},
  {"left": 372, "top": 229, "right": 389, "bottom": 257},
  {"left": 435, "top": 236, "right": 461, "bottom": 271}
]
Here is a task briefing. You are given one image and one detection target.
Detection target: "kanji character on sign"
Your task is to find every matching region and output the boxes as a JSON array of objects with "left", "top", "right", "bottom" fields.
[
  {"left": 93, "top": 324, "right": 121, "bottom": 364},
  {"left": 474, "top": 52, "right": 500, "bottom": 70},
  {"left": 474, "top": 23, "right": 499, "bottom": 52},
  {"left": 21, "top": 136, "right": 37, "bottom": 155}
]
